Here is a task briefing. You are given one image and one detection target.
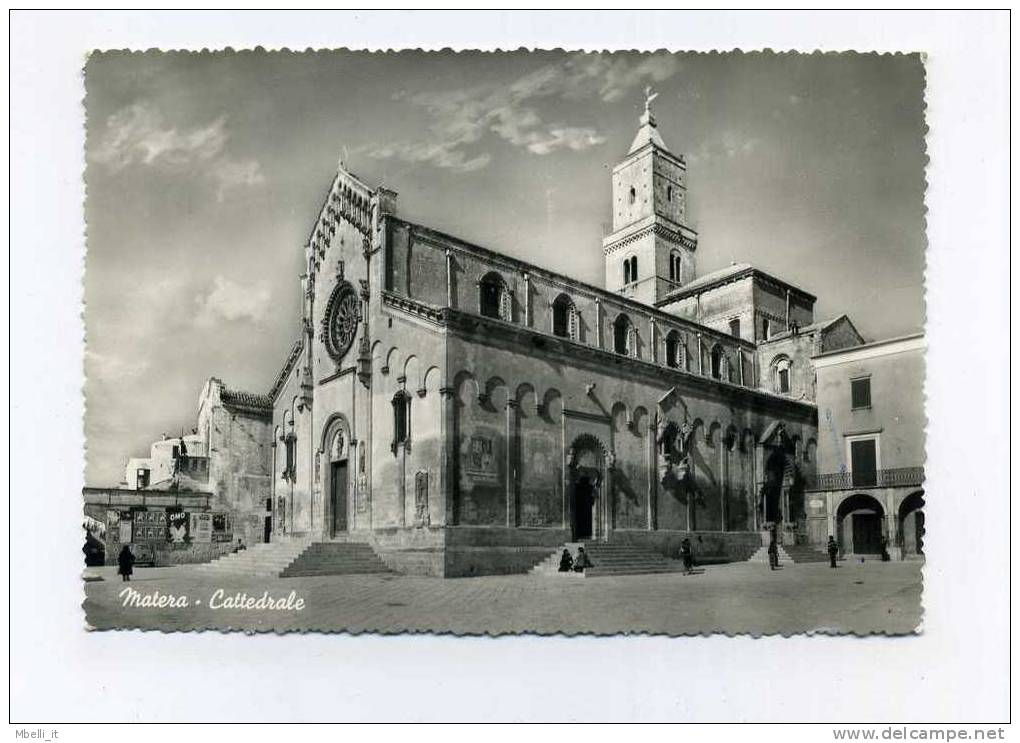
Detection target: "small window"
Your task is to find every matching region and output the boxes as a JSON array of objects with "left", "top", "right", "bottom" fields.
[
  {"left": 552, "top": 294, "right": 577, "bottom": 340},
  {"left": 630, "top": 256, "right": 638, "bottom": 282},
  {"left": 628, "top": 186, "right": 636, "bottom": 205},
  {"left": 667, "top": 185, "right": 673, "bottom": 201},
  {"left": 772, "top": 356, "right": 792, "bottom": 394},
  {"left": 761, "top": 318, "right": 771, "bottom": 340},
  {"left": 392, "top": 391, "right": 411, "bottom": 448},
  {"left": 665, "top": 331, "right": 683, "bottom": 369},
  {"left": 729, "top": 318, "right": 741, "bottom": 338},
  {"left": 851, "top": 377, "right": 872, "bottom": 410},
  {"left": 710, "top": 346, "right": 725, "bottom": 380},
  {"left": 623, "top": 259, "right": 631, "bottom": 285},
  {"left": 136, "top": 469, "right": 150, "bottom": 489},
  {"left": 284, "top": 435, "right": 296, "bottom": 481},
  {"left": 479, "top": 272, "right": 511, "bottom": 321},
  {"left": 614, "top": 314, "right": 632, "bottom": 355}
]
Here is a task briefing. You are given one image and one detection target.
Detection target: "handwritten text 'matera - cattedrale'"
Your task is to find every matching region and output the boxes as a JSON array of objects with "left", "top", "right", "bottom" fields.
[{"left": 118, "top": 587, "right": 305, "bottom": 611}]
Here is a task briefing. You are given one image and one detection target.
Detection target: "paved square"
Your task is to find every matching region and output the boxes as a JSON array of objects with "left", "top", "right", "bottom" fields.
[{"left": 83, "top": 559, "right": 922, "bottom": 636}]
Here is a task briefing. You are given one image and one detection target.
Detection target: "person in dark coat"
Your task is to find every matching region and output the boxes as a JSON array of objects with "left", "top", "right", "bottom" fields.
[
  {"left": 826, "top": 536, "right": 839, "bottom": 568},
  {"left": 558, "top": 549, "right": 574, "bottom": 573},
  {"left": 679, "top": 538, "right": 694, "bottom": 575},
  {"left": 117, "top": 545, "right": 135, "bottom": 582},
  {"left": 767, "top": 537, "right": 779, "bottom": 571},
  {"left": 879, "top": 535, "right": 891, "bottom": 562},
  {"left": 572, "top": 546, "right": 593, "bottom": 573}
]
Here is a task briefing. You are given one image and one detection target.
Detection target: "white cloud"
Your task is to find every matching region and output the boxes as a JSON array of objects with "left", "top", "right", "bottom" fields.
[
  {"left": 212, "top": 158, "right": 266, "bottom": 201},
  {"left": 92, "top": 102, "right": 264, "bottom": 199},
  {"left": 194, "top": 276, "right": 272, "bottom": 327},
  {"left": 368, "top": 52, "right": 678, "bottom": 172},
  {"left": 85, "top": 349, "right": 151, "bottom": 381}
]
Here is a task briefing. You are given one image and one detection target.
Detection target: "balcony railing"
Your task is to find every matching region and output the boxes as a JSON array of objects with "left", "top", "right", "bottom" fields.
[{"left": 805, "top": 467, "right": 925, "bottom": 491}]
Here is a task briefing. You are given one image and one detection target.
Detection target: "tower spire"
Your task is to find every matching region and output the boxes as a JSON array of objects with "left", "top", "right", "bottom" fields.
[{"left": 629, "top": 86, "right": 667, "bottom": 153}]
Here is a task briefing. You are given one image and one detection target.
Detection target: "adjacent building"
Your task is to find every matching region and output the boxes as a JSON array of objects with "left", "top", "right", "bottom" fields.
[{"left": 805, "top": 334, "right": 926, "bottom": 559}]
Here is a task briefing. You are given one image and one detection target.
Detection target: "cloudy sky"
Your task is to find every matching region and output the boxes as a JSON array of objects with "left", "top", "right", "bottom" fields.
[{"left": 84, "top": 51, "right": 926, "bottom": 486}]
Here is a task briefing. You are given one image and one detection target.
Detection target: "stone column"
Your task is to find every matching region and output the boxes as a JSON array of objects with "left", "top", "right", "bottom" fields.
[
  {"left": 522, "top": 272, "right": 531, "bottom": 327},
  {"left": 826, "top": 491, "right": 836, "bottom": 538},
  {"left": 445, "top": 249, "right": 454, "bottom": 308},
  {"left": 885, "top": 489, "right": 902, "bottom": 560},
  {"left": 697, "top": 333, "right": 704, "bottom": 375},
  {"left": 594, "top": 298, "right": 603, "bottom": 349},
  {"left": 604, "top": 452, "right": 616, "bottom": 541},
  {"left": 506, "top": 399, "right": 518, "bottom": 528},
  {"left": 738, "top": 348, "right": 745, "bottom": 386},
  {"left": 647, "top": 419, "right": 657, "bottom": 531},
  {"left": 720, "top": 439, "right": 729, "bottom": 531},
  {"left": 649, "top": 316, "right": 657, "bottom": 364},
  {"left": 440, "top": 386, "right": 456, "bottom": 526}
]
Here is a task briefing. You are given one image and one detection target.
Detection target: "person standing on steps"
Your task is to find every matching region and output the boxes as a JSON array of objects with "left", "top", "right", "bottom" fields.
[{"left": 827, "top": 536, "right": 839, "bottom": 568}]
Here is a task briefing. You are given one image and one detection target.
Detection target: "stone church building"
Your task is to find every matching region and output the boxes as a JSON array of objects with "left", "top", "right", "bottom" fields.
[
  {"left": 115, "top": 100, "right": 915, "bottom": 576},
  {"left": 249, "top": 99, "right": 876, "bottom": 576}
]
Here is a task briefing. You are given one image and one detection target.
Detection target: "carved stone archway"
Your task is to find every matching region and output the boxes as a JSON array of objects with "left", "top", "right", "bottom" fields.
[
  {"left": 320, "top": 414, "right": 354, "bottom": 539},
  {"left": 566, "top": 433, "right": 614, "bottom": 542}
]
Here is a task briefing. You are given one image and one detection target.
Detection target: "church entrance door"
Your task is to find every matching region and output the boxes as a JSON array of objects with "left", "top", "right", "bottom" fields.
[
  {"left": 331, "top": 460, "right": 348, "bottom": 537},
  {"left": 573, "top": 476, "right": 596, "bottom": 540}
]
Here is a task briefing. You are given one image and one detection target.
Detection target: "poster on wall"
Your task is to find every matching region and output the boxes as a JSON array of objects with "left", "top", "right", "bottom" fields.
[
  {"left": 132, "top": 510, "right": 167, "bottom": 543},
  {"left": 189, "top": 513, "right": 213, "bottom": 543},
  {"left": 211, "top": 513, "right": 233, "bottom": 543},
  {"left": 167, "top": 508, "right": 190, "bottom": 543}
]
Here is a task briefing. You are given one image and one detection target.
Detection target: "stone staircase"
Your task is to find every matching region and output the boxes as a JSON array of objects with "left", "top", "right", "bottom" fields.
[
  {"left": 782, "top": 544, "right": 831, "bottom": 563},
  {"left": 747, "top": 542, "right": 829, "bottom": 564},
  {"left": 191, "top": 538, "right": 314, "bottom": 577},
  {"left": 190, "top": 539, "right": 392, "bottom": 578},
  {"left": 280, "top": 542, "right": 392, "bottom": 578},
  {"left": 532, "top": 541, "right": 687, "bottom": 578}
]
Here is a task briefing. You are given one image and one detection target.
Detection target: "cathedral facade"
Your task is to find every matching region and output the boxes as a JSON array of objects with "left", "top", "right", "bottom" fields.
[{"left": 256, "top": 102, "right": 868, "bottom": 576}]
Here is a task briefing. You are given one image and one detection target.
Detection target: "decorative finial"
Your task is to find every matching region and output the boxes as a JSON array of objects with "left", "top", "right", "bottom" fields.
[{"left": 338, "top": 145, "right": 350, "bottom": 172}]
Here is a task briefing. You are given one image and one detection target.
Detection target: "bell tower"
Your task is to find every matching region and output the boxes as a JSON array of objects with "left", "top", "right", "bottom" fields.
[{"left": 603, "top": 88, "right": 698, "bottom": 306}]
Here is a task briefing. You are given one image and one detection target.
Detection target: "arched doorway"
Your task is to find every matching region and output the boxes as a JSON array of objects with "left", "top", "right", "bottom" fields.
[
  {"left": 898, "top": 491, "right": 925, "bottom": 557},
  {"left": 836, "top": 493, "right": 886, "bottom": 555},
  {"left": 567, "top": 434, "right": 609, "bottom": 541},
  {"left": 323, "top": 417, "right": 351, "bottom": 538},
  {"left": 761, "top": 447, "right": 786, "bottom": 525}
]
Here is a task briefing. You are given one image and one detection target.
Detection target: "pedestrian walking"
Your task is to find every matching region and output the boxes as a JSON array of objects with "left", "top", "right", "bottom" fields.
[
  {"left": 767, "top": 536, "right": 780, "bottom": 571},
  {"left": 117, "top": 544, "right": 135, "bottom": 582},
  {"left": 679, "top": 538, "right": 694, "bottom": 575},
  {"left": 879, "top": 535, "right": 890, "bottom": 562},
  {"left": 827, "top": 536, "right": 839, "bottom": 568}
]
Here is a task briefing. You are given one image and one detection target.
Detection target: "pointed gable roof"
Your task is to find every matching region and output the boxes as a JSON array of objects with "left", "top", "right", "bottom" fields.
[{"left": 629, "top": 107, "right": 668, "bottom": 153}]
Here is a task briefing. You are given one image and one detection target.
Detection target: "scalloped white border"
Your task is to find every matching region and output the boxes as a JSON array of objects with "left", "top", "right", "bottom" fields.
[{"left": 9, "top": 10, "right": 1010, "bottom": 724}]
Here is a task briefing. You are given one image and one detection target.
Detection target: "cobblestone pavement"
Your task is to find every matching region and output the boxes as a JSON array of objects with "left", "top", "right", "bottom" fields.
[{"left": 83, "top": 560, "right": 922, "bottom": 636}]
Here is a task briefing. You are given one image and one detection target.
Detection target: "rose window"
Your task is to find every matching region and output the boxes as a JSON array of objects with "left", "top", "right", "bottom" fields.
[{"left": 322, "top": 281, "right": 360, "bottom": 362}]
